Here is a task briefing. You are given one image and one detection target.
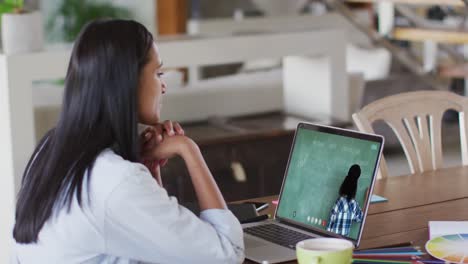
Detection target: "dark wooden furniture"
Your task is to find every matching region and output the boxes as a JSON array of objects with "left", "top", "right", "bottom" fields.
[
  {"left": 161, "top": 112, "right": 348, "bottom": 202},
  {"left": 241, "top": 166, "right": 468, "bottom": 263},
  {"left": 157, "top": 0, "right": 187, "bottom": 36}
]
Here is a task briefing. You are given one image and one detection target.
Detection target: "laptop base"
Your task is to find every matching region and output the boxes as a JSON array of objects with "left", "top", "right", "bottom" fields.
[{"left": 243, "top": 220, "right": 320, "bottom": 263}]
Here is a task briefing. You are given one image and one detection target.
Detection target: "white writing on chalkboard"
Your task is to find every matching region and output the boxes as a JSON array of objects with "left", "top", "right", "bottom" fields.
[
  {"left": 341, "top": 146, "right": 361, "bottom": 155},
  {"left": 297, "top": 152, "right": 310, "bottom": 169}
]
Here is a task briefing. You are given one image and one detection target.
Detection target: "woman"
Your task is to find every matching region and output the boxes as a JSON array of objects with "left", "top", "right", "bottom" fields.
[
  {"left": 12, "top": 19, "right": 244, "bottom": 264},
  {"left": 326, "top": 164, "right": 363, "bottom": 237}
]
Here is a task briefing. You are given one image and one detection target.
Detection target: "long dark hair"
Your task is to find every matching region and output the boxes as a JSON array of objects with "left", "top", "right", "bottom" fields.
[
  {"left": 13, "top": 19, "right": 154, "bottom": 243},
  {"left": 339, "top": 164, "right": 361, "bottom": 201}
]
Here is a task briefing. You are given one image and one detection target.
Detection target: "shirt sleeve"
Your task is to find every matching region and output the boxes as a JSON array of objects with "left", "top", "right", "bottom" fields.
[
  {"left": 103, "top": 164, "right": 245, "bottom": 264},
  {"left": 327, "top": 200, "right": 339, "bottom": 230},
  {"left": 353, "top": 201, "right": 363, "bottom": 222}
]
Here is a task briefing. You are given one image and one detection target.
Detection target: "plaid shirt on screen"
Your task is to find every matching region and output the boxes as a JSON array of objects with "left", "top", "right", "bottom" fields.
[{"left": 326, "top": 196, "right": 363, "bottom": 236}]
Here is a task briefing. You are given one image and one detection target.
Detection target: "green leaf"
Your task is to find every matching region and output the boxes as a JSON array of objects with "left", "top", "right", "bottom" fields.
[
  {"left": 47, "top": 0, "right": 133, "bottom": 42},
  {"left": 0, "top": 3, "right": 16, "bottom": 15},
  {"left": 2, "top": 0, "right": 23, "bottom": 9}
]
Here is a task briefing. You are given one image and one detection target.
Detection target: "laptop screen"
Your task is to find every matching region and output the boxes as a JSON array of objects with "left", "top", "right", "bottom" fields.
[{"left": 276, "top": 123, "right": 383, "bottom": 242}]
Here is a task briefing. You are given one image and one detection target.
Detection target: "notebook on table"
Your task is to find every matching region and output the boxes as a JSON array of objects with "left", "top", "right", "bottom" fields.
[{"left": 429, "top": 221, "right": 468, "bottom": 239}]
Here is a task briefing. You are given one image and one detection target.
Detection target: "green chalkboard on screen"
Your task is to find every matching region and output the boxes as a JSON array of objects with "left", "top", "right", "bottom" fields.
[{"left": 277, "top": 127, "right": 381, "bottom": 240}]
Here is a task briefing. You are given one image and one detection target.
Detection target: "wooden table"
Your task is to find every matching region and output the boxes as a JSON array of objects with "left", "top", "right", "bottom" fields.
[
  {"left": 393, "top": 28, "right": 468, "bottom": 45},
  {"left": 241, "top": 166, "right": 468, "bottom": 263}
]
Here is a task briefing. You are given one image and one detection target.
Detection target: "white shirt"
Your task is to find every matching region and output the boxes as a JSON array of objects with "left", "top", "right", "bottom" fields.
[{"left": 12, "top": 149, "right": 245, "bottom": 264}]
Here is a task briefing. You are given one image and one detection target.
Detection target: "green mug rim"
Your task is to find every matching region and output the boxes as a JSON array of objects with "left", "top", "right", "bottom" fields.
[{"left": 296, "top": 238, "right": 354, "bottom": 253}]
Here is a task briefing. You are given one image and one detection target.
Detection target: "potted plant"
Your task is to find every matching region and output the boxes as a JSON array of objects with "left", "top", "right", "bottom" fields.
[
  {"left": 47, "top": 0, "right": 132, "bottom": 43},
  {"left": 1, "top": 0, "right": 44, "bottom": 54}
]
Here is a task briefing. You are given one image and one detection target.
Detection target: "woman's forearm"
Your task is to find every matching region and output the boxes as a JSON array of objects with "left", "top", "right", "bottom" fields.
[{"left": 180, "top": 140, "right": 227, "bottom": 211}]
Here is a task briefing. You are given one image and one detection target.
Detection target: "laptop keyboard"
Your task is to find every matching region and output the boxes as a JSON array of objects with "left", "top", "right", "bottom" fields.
[{"left": 244, "top": 223, "right": 314, "bottom": 249}]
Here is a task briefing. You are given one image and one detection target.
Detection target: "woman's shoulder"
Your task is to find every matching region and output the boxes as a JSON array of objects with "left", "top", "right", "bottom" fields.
[
  {"left": 94, "top": 148, "right": 139, "bottom": 172},
  {"left": 349, "top": 198, "right": 360, "bottom": 207},
  {"left": 88, "top": 148, "right": 152, "bottom": 197}
]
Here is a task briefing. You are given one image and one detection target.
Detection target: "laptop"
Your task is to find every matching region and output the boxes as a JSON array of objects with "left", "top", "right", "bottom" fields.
[{"left": 243, "top": 122, "right": 384, "bottom": 263}]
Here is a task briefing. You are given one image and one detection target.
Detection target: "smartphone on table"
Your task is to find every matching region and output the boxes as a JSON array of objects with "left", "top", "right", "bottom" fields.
[{"left": 243, "top": 202, "right": 269, "bottom": 212}]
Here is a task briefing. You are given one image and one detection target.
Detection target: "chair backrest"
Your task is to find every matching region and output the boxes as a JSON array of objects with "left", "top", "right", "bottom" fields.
[{"left": 352, "top": 91, "right": 468, "bottom": 179}]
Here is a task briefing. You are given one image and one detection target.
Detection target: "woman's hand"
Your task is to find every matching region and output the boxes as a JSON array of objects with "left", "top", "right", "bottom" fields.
[
  {"left": 140, "top": 120, "right": 185, "bottom": 183},
  {"left": 144, "top": 128, "right": 227, "bottom": 211},
  {"left": 156, "top": 120, "right": 184, "bottom": 166},
  {"left": 141, "top": 121, "right": 184, "bottom": 164},
  {"left": 143, "top": 135, "right": 197, "bottom": 161}
]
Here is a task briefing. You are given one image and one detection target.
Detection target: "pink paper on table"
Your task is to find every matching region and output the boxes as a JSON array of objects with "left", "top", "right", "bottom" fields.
[{"left": 272, "top": 200, "right": 278, "bottom": 205}]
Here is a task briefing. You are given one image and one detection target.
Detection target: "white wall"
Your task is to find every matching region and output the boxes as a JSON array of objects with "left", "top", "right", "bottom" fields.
[{"left": 0, "top": 55, "right": 17, "bottom": 264}]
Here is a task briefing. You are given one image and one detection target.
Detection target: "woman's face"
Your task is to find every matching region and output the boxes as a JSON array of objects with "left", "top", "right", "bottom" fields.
[{"left": 138, "top": 42, "right": 166, "bottom": 125}]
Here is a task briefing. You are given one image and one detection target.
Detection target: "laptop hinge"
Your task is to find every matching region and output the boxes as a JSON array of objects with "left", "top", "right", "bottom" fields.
[{"left": 276, "top": 218, "right": 335, "bottom": 238}]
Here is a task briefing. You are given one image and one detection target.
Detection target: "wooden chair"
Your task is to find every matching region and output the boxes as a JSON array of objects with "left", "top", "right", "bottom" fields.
[{"left": 352, "top": 91, "right": 468, "bottom": 179}]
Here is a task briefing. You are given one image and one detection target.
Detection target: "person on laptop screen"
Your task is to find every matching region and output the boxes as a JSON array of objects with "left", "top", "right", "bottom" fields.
[{"left": 327, "top": 164, "right": 364, "bottom": 236}]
